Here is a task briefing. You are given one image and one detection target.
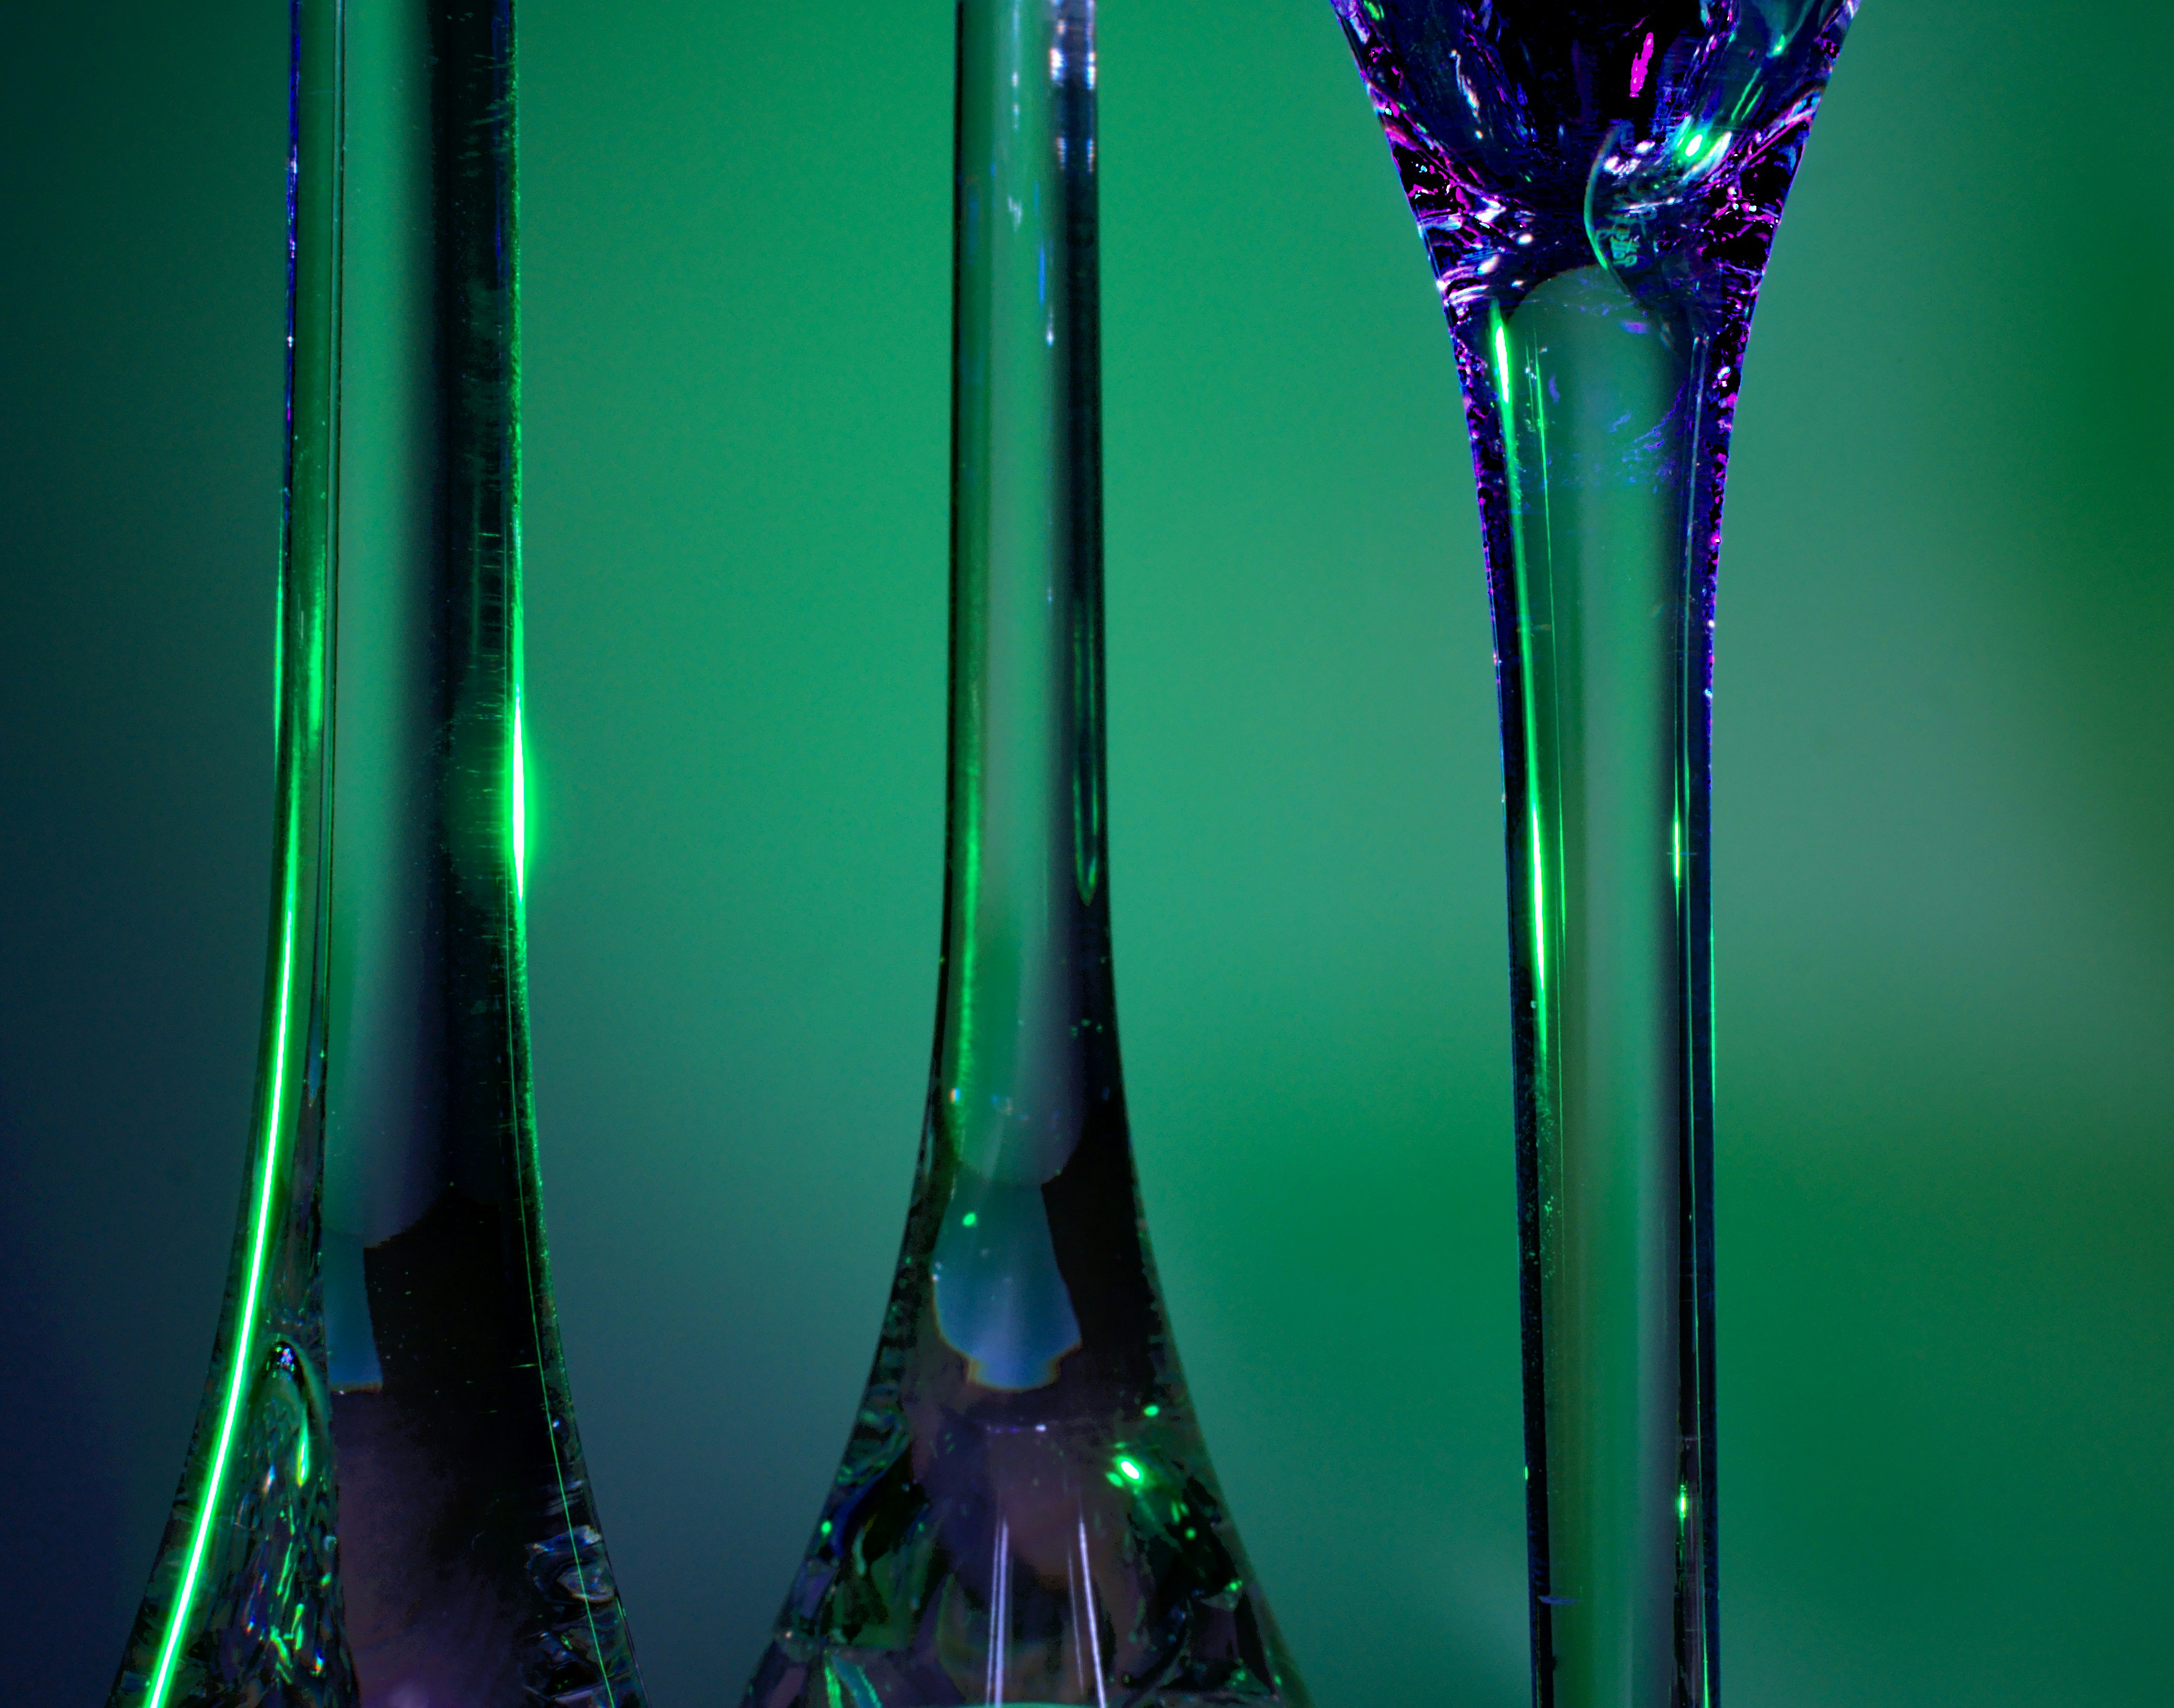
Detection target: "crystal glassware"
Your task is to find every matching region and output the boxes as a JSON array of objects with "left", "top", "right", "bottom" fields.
[
  {"left": 1329, "top": 4, "right": 1857, "bottom": 1704},
  {"left": 738, "top": 4, "right": 1308, "bottom": 1706},
  {"left": 105, "top": 2, "right": 644, "bottom": 1704}
]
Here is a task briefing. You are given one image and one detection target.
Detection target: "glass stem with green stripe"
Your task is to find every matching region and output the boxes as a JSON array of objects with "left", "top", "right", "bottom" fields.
[
  {"left": 1476, "top": 269, "right": 1721, "bottom": 1708},
  {"left": 738, "top": 4, "right": 1308, "bottom": 1706},
  {"left": 106, "top": 2, "right": 644, "bottom": 1704},
  {"left": 1333, "top": 3, "right": 1857, "bottom": 1704}
]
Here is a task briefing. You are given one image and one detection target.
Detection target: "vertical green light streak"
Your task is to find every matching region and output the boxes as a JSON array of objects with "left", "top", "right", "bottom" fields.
[
  {"left": 1492, "top": 305, "right": 1552, "bottom": 1036},
  {"left": 144, "top": 898, "right": 298, "bottom": 1708},
  {"left": 512, "top": 691, "right": 526, "bottom": 901},
  {"left": 1531, "top": 802, "right": 1549, "bottom": 991}
]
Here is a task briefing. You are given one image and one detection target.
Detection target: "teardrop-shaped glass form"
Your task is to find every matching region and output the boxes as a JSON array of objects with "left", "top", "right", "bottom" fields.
[
  {"left": 738, "top": 6, "right": 1308, "bottom": 1707},
  {"left": 104, "top": 4, "right": 644, "bottom": 1705},
  {"left": 1328, "top": 4, "right": 1857, "bottom": 1706}
]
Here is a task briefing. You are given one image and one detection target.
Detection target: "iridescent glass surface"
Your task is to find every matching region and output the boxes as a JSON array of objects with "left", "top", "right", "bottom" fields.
[
  {"left": 105, "top": 4, "right": 642, "bottom": 1704},
  {"left": 739, "top": 4, "right": 1308, "bottom": 1706},
  {"left": 1331, "top": 4, "right": 1857, "bottom": 1704}
]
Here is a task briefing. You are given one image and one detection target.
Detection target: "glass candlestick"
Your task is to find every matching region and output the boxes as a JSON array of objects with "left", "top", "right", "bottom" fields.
[
  {"left": 105, "top": 3, "right": 643, "bottom": 1704},
  {"left": 739, "top": 4, "right": 1308, "bottom": 1706},
  {"left": 1329, "top": 4, "right": 1858, "bottom": 1704}
]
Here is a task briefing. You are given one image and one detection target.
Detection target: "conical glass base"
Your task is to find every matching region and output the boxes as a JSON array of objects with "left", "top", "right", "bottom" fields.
[{"left": 745, "top": 1101, "right": 1297, "bottom": 1708}]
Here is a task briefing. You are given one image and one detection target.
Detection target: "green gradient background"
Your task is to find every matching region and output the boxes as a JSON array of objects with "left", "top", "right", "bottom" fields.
[{"left": 3, "top": 2, "right": 2168, "bottom": 1702}]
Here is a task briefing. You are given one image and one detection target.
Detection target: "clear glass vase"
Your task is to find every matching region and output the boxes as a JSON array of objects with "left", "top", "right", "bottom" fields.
[
  {"left": 105, "top": 3, "right": 643, "bottom": 1704},
  {"left": 738, "top": 4, "right": 1309, "bottom": 1706},
  {"left": 1329, "top": 4, "right": 1859, "bottom": 1704}
]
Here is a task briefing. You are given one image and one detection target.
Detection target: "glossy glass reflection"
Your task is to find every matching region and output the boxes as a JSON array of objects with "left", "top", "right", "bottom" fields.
[
  {"left": 740, "top": 5, "right": 1307, "bottom": 1706},
  {"left": 1330, "top": 3, "right": 1857, "bottom": 1704},
  {"left": 105, "top": 4, "right": 643, "bottom": 1705}
]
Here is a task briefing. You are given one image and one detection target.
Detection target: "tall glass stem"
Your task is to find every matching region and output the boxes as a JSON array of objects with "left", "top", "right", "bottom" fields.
[
  {"left": 108, "top": 3, "right": 642, "bottom": 1703},
  {"left": 934, "top": 0, "right": 1114, "bottom": 1376},
  {"left": 740, "top": 4, "right": 1307, "bottom": 1700},
  {"left": 1459, "top": 272, "right": 1729, "bottom": 1708}
]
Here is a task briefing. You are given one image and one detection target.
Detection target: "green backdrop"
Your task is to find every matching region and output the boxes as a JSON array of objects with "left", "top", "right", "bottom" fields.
[{"left": 2, "top": 2, "right": 2167, "bottom": 1703}]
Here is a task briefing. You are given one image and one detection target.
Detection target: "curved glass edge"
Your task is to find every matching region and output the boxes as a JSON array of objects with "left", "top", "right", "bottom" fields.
[{"left": 105, "top": 2, "right": 353, "bottom": 1701}]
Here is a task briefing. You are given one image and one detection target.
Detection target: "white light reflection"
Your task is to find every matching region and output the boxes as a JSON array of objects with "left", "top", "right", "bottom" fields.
[
  {"left": 1077, "top": 1515, "right": 1108, "bottom": 1708},
  {"left": 986, "top": 1518, "right": 1011, "bottom": 1706}
]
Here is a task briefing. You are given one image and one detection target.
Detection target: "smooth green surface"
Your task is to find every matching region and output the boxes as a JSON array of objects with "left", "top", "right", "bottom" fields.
[{"left": 0, "top": 3, "right": 2168, "bottom": 1706}]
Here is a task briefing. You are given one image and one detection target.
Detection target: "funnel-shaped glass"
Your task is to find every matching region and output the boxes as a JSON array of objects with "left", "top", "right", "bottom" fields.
[
  {"left": 1329, "top": 3, "right": 1857, "bottom": 1704},
  {"left": 739, "top": 5, "right": 1308, "bottom": 1706},
  {"left": 103, "top": 4, "right": 643, "bottom": 1704}
]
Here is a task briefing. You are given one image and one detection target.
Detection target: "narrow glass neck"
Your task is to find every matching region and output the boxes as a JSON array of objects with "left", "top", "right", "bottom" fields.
[
  {"left": 1463, "top": 268, "right": 1719, "bottom": 1708},
  {"left": 934, "top": 0, "right": 1111, "bottom": 1186},
  {"left": 323, "top": 0, "right": 522, "bottom": 1380}
]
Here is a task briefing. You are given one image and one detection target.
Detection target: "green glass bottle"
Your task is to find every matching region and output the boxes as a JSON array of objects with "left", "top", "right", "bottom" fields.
[{"left": 104, "top": 3, "right": 642, "bottom": 1704}]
